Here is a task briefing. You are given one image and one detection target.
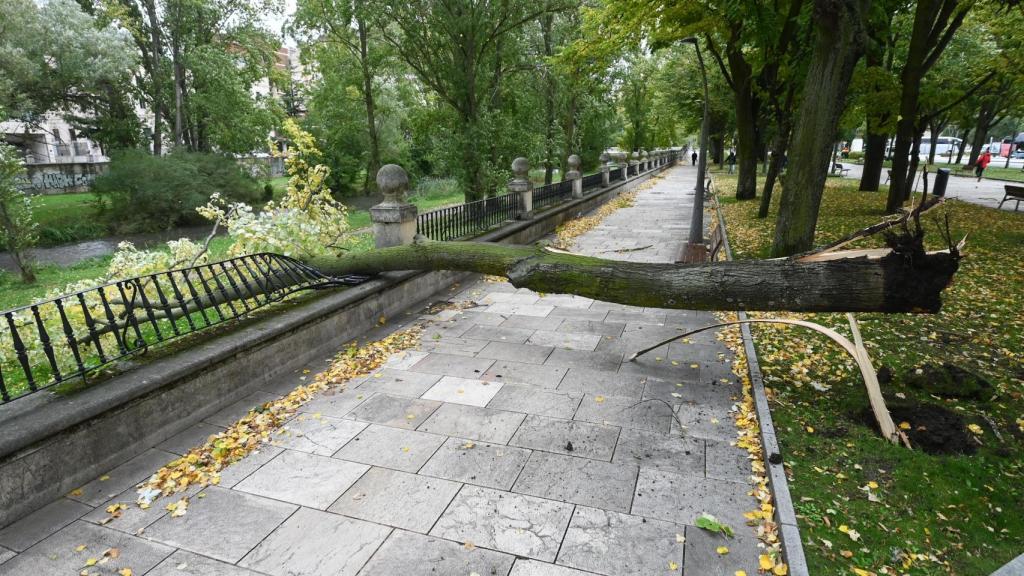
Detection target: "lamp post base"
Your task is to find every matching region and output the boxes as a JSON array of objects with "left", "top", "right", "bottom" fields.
[{"left": 677, "top": 241, "right": 708, "bottom": 264}]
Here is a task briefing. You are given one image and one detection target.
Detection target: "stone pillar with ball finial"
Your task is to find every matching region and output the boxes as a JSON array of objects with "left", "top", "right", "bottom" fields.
[
  {"left": 370, "top": 164, "right": 418, "bottom": 248},
  {"left": 509, "top": 157, "right": 533, "bottom": 219},
  {"left": 566, "top": 154, "right": 583, "bottom": 198}
]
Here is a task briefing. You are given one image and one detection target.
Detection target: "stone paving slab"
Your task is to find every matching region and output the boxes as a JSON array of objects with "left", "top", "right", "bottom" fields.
[
  {"left": 239, "top": 507, "right": 390, "bottom": 576},
  {"left": 330, "top": 466, "right": 460, "bottom": 533},
  {"left": 0, "top": 166, "right": 766, "bottom": 576},
  {"left": 156, "top": 422, "right": 226, "bottom": 455},
  {"left": 431, "top": 485, "right": 573, "bottom": 561}
]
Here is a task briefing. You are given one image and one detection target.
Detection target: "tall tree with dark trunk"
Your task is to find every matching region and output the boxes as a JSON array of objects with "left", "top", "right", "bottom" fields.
[{"left": 772, "top": 0, "right": 870, "bottom": 256}]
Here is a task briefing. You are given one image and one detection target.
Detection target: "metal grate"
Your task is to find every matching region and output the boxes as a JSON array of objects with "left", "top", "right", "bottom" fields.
[
  {"left": 416, "top": 192, "right": 518, "bottom": 241},
  {"left": 0, "top": 253, "right": 368, "bottom": 404},
  {"left": 582, "top": 173, "right": 603, "bottom": 190}
]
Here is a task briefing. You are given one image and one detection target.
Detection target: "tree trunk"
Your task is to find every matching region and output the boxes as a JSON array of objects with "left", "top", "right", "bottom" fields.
[
  {"left": 968, "top": 102, "right": 994, "bottom": 166},
  {"left": 758, "top": 127, "right": 789, "bottom": 218},
  {"left": 954, "top": 127, "right": 969, "bottom": 165},
  {"left": 310, "top": 240, "right": 958, "bottom": 314},
  {"left": 0, "top": 203, "right": 34, "bottom": 283},
  {"left": 172, "top": 33, "right": 185, "bottom": 148},
  {"left": 358, "top": 17, "right": 381, "bottom": 195},
  {"left": 541, "top": 11, "right": 556, "bottom": 186},
  {"left": 729, "top": 50, "right": 759, "bottom": 200},
  {"left": 143, "top": 0, "right": 163, "bottom": 156},
  {"left": 772, "top": 0, "right": 867, "bottom": 256},
  {"left": 860, "top": 132, "right": 888, "bottom": 190}
]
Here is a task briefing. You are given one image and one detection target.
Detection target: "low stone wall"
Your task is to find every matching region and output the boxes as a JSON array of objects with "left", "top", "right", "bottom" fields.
[
  {"left": 21, "top": 162, "right": 108, "bottom": 194},
  {"left": 0, "top": 162, "right": 671, "bottom": 527}
]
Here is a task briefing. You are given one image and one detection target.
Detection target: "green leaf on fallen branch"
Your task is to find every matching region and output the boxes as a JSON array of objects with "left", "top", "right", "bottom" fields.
[{"left": 695, "top": 513, "right": 734, "bottom": 537}]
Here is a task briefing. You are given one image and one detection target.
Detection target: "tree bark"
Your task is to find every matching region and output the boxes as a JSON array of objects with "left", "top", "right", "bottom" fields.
[
  {"left": 357, "top": 16, "right": 381, "bottom": 195},
  {"left": 142, "top": 0, "right": 163, "bottom": 156},
  {"left": 758, "top": 126, "right": 789, "bottom": 218},
  {"left": 771, "top": 0, "right": 868, "bottom": 256},
  {"left": 729, "top": 48, "right": 759, "bottom": 200},
  {"left": 310, "top": 240, "right": 958, "bottom": 314},
  {"left": 860, "top": 132, "right": 888, "bottom": 190}
]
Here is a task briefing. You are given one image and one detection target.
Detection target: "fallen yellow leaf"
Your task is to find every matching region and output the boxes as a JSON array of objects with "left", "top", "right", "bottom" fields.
[
  {"left": 595, "top": 396, "right": 605, "bottom": 403},
  {"left": 898, "top": 421, "right": 911, "bottom": 430},
  {"left": 760, "top": 555, "right": 773, "bottom": 569},
  {"left": 716, "top": 545, "right": 729, "bottom": 555},
  {"left": 669, "top": 561, "right": 679, "bottom": 570}
]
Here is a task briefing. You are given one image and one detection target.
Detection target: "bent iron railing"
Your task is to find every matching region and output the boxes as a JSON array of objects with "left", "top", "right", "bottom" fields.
[
  {"left": 0, "top": 253, "right": 368, "bottom": 404},
  {"left": 415, "top": 192, "right": 518, "bottom": 242},
  {"left": 532, "top": 179, "right": 574, "bottom": 211}
]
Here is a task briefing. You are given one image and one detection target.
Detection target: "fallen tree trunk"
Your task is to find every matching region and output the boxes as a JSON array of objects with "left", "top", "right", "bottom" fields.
[{"left": 312, "top": 239, "right": 959, "bottom": 313}]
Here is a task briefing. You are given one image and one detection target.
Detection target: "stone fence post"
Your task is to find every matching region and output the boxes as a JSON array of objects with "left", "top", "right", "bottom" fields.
[
  {"left": 509, "top": 157, "right": 533, "bottom": 219},
  {"left": 600, "top": 152, "right": 611, "bottom": 187},
  {"left": 641, "top": 150, "right": 649, "bottom": 172},
  {"left": 370, "top": 164, "right": 417, "bottom": 249},
  {"left": 566, "top": 154, "right": 583, "bottom": 198},
  {"left": 618, "top": 152, "right": 629, "bottom": 181},
  {"left": 629, "top": 151, "right": 639, "bottom": 178}
]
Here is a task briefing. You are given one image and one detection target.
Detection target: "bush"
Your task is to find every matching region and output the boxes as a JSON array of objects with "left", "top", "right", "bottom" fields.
[
  {"left": 93, "top": 150, "right": 261, "bottom": 233},
  {"left": 847, "top": 150, "right": 864, "bottom": 161},
  {"left": 263, "top": 183, "right": 274, "bottom": 202}
]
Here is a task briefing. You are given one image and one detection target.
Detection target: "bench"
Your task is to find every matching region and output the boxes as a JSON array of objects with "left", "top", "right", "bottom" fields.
[
  {"left": 832, "top": 163, "right": 850, "bottom": 177},
  {"left": 999, "top": 185, "right": 1024, "bottom": 211}
]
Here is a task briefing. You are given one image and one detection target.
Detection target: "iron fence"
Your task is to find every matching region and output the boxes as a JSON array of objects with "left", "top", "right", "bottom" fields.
[
  {"left": 0, "top": 253, "right": 367, "bottom": 404},
  {"left": 416, "top": 192, "right": 518, "bottom": 241},
  {"left": 582, "top": 173, "right": 603, "bottom": 190},
  {"left": 532, "top": 179, "right": 574, "bottom": 211}
]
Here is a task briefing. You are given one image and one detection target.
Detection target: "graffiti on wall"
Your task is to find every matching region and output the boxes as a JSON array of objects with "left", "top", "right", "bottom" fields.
[
  {"left": 15, "top": 163, "right": 108, "bottom": 194},
  {"left": 30, "top": 171, "right": 97, "bottom": 191}
]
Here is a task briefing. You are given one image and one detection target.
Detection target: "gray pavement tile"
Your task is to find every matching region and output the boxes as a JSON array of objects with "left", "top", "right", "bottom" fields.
[
  {"left": 587, "top": 301, "right": 640, "bottom": 312},
  {"left": 510, "top": 559, "right": 599, "bottom": 575},
  {"left": 480, "top": 360, "right": 568, "bottom": 389},
  {"left": 420, "top": 437, "right": 532, "bottom": 490},
  {"left": 234, "top": 449, "right": 369, "bottom": 509},
  {"left": 544, "top": 348, "right": 622, "bottom": 372},
  {"left": 204, "top": 391, "right": 280, "bottom": 427},
  {"left": 421, "top": 375, "right": 503, "bottom": 407},
  {"left": 671, "top": 402, "right": 737, "bottom": 442},
  {"left": 457, "top": 310, "right": 507, "bottom": 326},
  {"left": 81, "top": 485, "right": 188, "bottom": 534},
  {"left": 269, "top": 413, "right": 368, "bottom": 455},
  {"left": 240, "top": 507, "right": 390, "bottom": 576},
  {"left": 297, "top": 385, "right": 371, "bottom": 416},
  {"left": 526, "top": 330, "right": 602, "bottom": 351},
  {"left": 705, "top": 440, "right": 753, "bottom": 482},
  {"left": 359, "top": 529, "right": 514, "bottom": 576},
  {"left": 144, "top": 486, "right": 297, "bottom": 563},
  {"left": 478, "top": 341, "right": 555, "bottom": 365},
  {"left": 548, "top": 307, "right": 608, "bottom": 322},
  {"left": 512, "top": 452, "right": 637, "bottom": 513},
  {"left": 509, "top": 415, "right": 619, "bottom": 461},
  {"left": 556, "top": 507, "right": 684, "bottom": 576},
  {"left": 0, "top": 546, "right": 14, "bottom": 565},
  {"left": 346, "top": 368, "right": 442, "bottom": 399},
  {"left": 463, "top": 324, "right": 536, "bottom": 344},
  {"left": 156, "top": 422, "right": 226, "bottom": 456},
  {"left": 419, "top": 336, "right": 491, "bottom": 357},
  {"left": 68, "top": 449, "right": 178, "bottom": 507},
  {"left": 611, "top": 428, "right": 705, "bottom": 475},
  {"left": 148, "top": 549, "right": 264, "bottom": 575},
  {"left": 555, "top": 319, "right": 625, "bottom": 337},
  {"left": 420, "top": 319, "right": 475, "bottom": 340},
  {"left": 217, "top": 446, "right": 285, "bottom": 488},
  {"left": 487, "top": 384, "right": 582, "bottom": 419},
  {"left": 409, "top": 352, "right": 495, "bottom": 379},
  {"left": 0, "top": 498, "right": 91, "bottom": 551},
  {"left": 604, "top": 310, "right": 667, "bottom": 325},
  {"left": 417, "top": 403, "right": 526, "bottom": 444},
  {"left": 683, "top": 524, "right": 761, "bottom": 576},
  {"left": 574, "top": 394, "right": 673, "bottom": 433},
  {"left": 483, "top": 302, "right": 555, "bottom": 317},
  {"left": 330, "top": 467, "right": 460, "bottom": 533},
  {"left": 347, "top": 393, "right": 440, "bottom": 430},
  {"left": 631, "top": 468, "right": 752, "bottom": 530},
  {"left": 618, "top": 354, "right": 700, "bottom": 381},
  {"left": 332, "top": 423, "right": 446, "bottom": 472},
  {"left": 556, "top": 368, "right": 646, "bottom": 399},
  {"left": 499, "top": 315, "right": 565, "bottom": 331},
  {"left": 1, "top": 520, "right": 173, "bottom": 576},
  {"left": 642, "top": 377, "right": 739, "bottom": 408},
  {"left": 431, "top": 485, "right": 573, "bottom": 562},
  {"left": 478, "top": 292, "right": 541, "bottom": 305},
  {"left": 382, "top": 349, "right": 430, "bottom": 369}
]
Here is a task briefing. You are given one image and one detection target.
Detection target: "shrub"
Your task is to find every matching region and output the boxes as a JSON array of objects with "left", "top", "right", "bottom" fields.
[
  {"left": 93, "top": 150, "right": 261, "bottom": 233},
  {"left": 263, "top": 183, "right": 274, "bottom": 202}
]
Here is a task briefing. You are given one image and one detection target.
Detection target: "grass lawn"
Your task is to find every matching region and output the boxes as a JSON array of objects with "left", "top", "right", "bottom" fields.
[{"left": 715, "top": 175, "right": 1024, "bottom": 575}]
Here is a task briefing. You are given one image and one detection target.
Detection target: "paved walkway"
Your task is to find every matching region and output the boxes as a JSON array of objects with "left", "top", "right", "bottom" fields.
[
  {"left": 0, "top": 165, "right": 763, "bottom": 576},
  {"left": 838, "top": 162, "right": 1022, "bottom": 211}
]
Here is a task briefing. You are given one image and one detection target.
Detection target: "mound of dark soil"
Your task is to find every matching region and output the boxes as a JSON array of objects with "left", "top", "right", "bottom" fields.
[
  {"left": 858, "top": 403, "right": 976, "bottom": 456},
  {"left": 901, "top": 363, "right": 993, "bottom": 400}
]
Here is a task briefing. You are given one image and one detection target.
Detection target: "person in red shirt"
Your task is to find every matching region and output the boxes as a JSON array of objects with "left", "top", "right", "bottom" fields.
[{"left": 975, "top": 150, "right": 992, "bottom": 181}]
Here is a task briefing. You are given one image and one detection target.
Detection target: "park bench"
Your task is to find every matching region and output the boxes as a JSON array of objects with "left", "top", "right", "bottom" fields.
[
  {"left": 998, "top": 184, "right": 1024, "bottom": 211},
  {"left": 832, "top": 162, "right": 850, "bottom": 177}
]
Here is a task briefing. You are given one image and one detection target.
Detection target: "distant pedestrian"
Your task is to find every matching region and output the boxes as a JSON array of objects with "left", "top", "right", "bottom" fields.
[
  {"left": 726, "top": 150, "right": 736, "bottom": 174},
  {"left": 975, "top": 150, "right": 992, "bottom": 181},
  {"left": 691, "top": 151, "right": 698, "bottom": 166}
]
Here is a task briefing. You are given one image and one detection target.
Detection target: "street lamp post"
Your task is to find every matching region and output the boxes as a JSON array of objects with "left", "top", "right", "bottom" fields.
[{"left": 680, "top": 36, "right": 709, "bottom": 264}]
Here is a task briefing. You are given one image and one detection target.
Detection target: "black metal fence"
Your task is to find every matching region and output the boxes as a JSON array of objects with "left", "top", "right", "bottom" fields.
[
  {"left": 415, "top": 192, "right": 518, "bottom": 241},
  {"left": 0, "top": 254, "right": 367, "bottom": 404},
  {"left": 582, "top": 173, "right": 603, "bottom": 189},
  {"left": 532, "top": 179, "right": 574, "bottom": 211}
]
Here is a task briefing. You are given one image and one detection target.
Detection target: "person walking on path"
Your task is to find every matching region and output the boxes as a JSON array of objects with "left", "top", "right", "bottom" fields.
[
  {"left": 726, "top": 150, "right": 736, "bottom": 173},
  {"left": 975, "top": 150, "right": 992, "bottom": 181},
  {"left": 691, "top": 150, "right": 698, "bottom": 166}
]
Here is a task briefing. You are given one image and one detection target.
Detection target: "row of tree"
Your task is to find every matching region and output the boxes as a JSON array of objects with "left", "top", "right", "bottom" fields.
[{"left": 581, "top": 0, "right": 1023, "bottom": 255}]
